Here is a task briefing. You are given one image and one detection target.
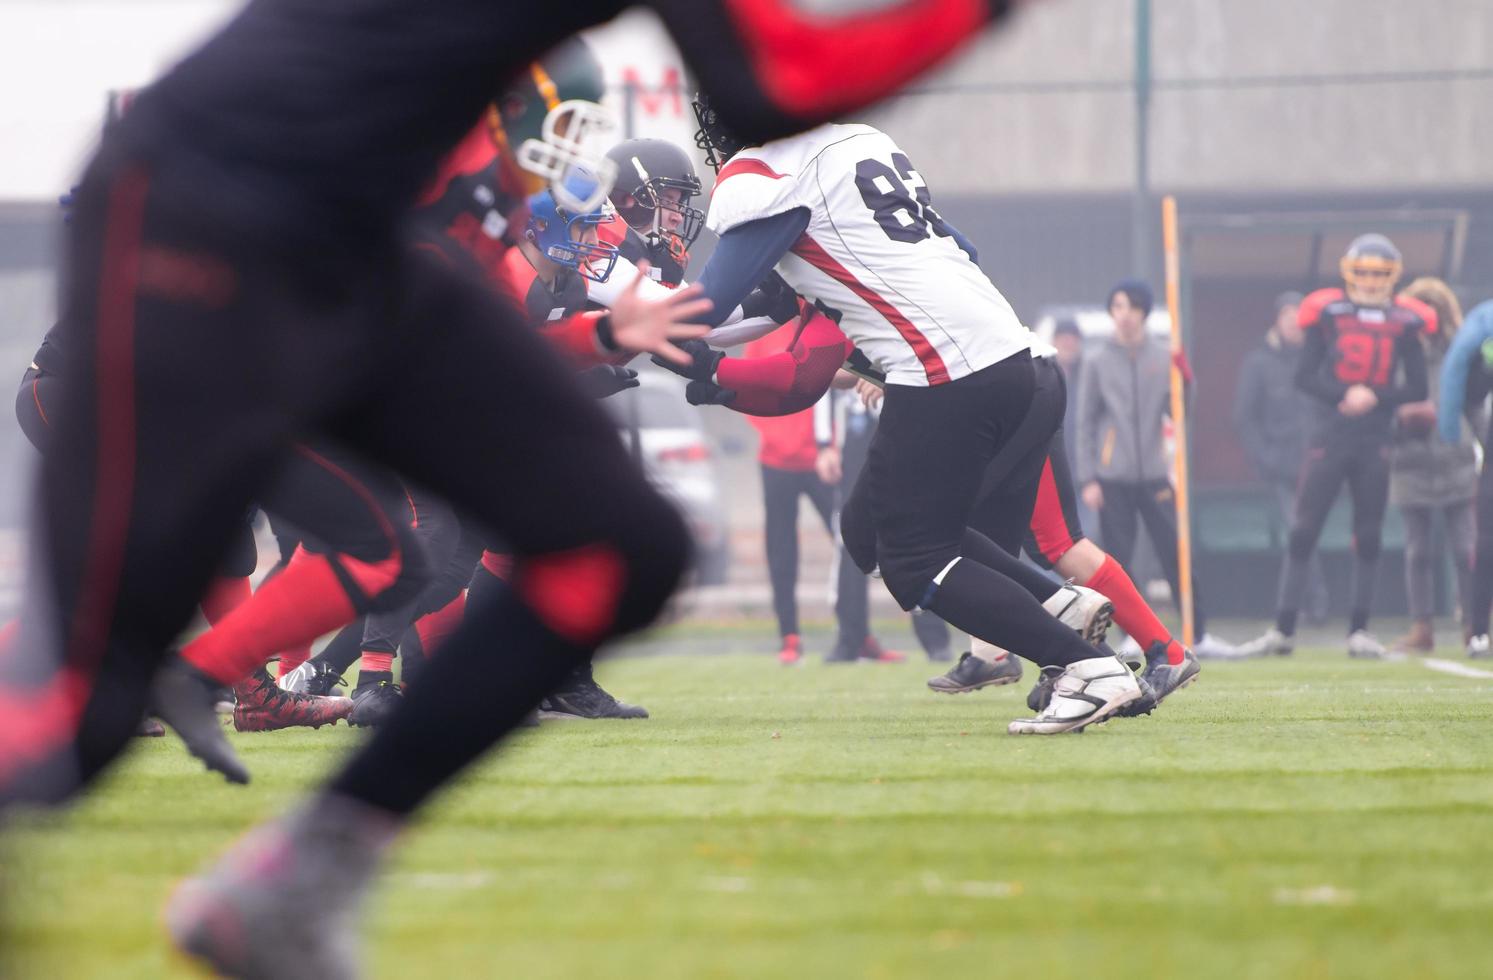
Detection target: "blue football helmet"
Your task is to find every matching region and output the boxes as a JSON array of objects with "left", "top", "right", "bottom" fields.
[{"left": 525, "top": 168, "right": 620, "bottom": 283}]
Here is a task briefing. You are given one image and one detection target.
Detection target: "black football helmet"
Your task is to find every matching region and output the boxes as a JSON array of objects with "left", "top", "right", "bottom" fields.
[
  {"left": 691, "top": 93, "right": 746, "bottom": 173},
  {"left": 604, "top": 138, "right": 705, "bottom": 254}
]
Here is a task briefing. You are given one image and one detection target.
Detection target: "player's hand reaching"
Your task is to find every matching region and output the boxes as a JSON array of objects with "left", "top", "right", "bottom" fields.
[
  {"left": 1339, "top": 384, "right": 1379, "bottom": 417},
  {"left": 856, "top": 378, "right": 884, "bottom": 410},
  {"left": 607, "top": 261, "right": 713, "bottom": 366},
  {"left": 652, "top": 338, "right": 725, "bottom": 383}
]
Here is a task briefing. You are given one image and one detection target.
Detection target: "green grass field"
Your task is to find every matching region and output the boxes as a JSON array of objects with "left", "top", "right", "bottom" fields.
[{"left": 4, "top": 637, "right": 1493, "bottom": 979}]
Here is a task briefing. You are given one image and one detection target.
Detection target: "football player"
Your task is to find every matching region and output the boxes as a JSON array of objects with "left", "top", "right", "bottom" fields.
[
  {"left": 1237, "top": 235, "right": 1432, "bottom": 659},
  {"left": 602, "top": 137, "right": 706, "bottom": 287},
  {"left": 0, "top": 0, "right": 1032, "bottom": 971},
  {"left": 663, "top": 105, "right": 1144, "bottom": 734}
]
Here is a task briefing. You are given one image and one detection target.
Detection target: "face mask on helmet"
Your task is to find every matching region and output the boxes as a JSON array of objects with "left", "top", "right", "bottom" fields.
[
  {"left": 515, "top": 100, "right": 618, "bottom": 214},
  {"left": 691, "top": 93, "right": 745, "bottom": 174},
  {"left": 1339, "top": 233, "right": 1403, "bottom": 307},
  {"left": 525, "top": 168, "right": 620, "bottom": 283},
  {"left": 605, "top": 139, "right": 705, "bottom": 259}
]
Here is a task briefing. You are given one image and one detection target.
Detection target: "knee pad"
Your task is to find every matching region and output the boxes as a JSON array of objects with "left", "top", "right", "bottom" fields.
[{"left": 517, "top": 494, "right": 692, "bottom": 644}]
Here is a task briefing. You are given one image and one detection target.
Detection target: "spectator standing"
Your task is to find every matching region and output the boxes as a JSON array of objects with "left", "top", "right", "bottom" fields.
[
  {"left": 1389, "top": 278, "right": 1478, "bottom": 652},
  {"left": 816, "top": 378, "right": 952, "bottom": 663},
  {"left": 745, "top": 325, "right": 833, "bottom": 664},
  {"left": 1076, "top": 280, "right": 1232, "bottom": 657},
  {"left": 1234, "top": 292, "right": 1330, "bottom": 624}
]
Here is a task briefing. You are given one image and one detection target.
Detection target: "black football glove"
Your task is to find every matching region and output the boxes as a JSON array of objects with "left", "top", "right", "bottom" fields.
[
  {"left": 651, "top": 339, "right": 724, "bottom": 383},
  {"left": 578, "top": 364, "right": 640, "bottom": 399},
  {"left": 685, "top": 380, "right": 737, "bottom": 407},
  {"left": 740, "top": 271, "right": 801, "bottom": 325}
]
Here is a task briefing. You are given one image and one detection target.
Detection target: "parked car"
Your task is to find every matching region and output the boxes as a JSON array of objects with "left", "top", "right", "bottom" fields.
[{"left": 604, "top": 371, "right": 730, "bottom": 585}]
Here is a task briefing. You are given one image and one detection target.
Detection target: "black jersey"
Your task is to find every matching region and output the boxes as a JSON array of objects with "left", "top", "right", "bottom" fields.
[
  {"left": 617, "top": 226, "right": 688, "bottom": 288},
  {"left": 1295, "top": 287, "right": 1432, "bottom": 444}
]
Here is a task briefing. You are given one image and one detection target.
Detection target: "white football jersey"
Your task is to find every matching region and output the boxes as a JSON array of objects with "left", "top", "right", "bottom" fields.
[{"left": 706, "top": 124, "right": 1031, "bottom": 387}]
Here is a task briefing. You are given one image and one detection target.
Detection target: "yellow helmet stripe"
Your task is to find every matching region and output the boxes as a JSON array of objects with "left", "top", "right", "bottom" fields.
[{"left": 531, "top": 63, "right": 561, "bottom": 111}]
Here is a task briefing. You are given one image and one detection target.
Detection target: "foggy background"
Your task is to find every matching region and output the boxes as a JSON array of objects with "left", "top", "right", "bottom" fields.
[{"left": 2, "top": 0, "right": 1491, "bottom": 621}]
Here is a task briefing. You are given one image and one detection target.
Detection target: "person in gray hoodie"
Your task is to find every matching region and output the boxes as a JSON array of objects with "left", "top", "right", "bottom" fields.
[
  {"left": 1233, "top": 292, "right": 1330, "bottom": 624},
  {"left": 1076, "top": 280, "right": 1232, "bottom": 656}
]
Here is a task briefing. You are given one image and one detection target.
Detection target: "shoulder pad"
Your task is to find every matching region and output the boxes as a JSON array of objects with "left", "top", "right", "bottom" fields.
[
  {"left": 1298, "top": 288, "right": 1346, "bottom": 328},
  {"left": 1394, "top": 293, "right": 1438, "bottom": 336}
]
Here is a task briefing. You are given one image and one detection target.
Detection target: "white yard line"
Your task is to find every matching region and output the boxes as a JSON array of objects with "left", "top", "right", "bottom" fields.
[{"left": 1422, "top": 658, "right": 1493, "bottom": 681}]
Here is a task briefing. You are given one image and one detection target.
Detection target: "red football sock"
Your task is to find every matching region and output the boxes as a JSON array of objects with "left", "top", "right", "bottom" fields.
[
  {"left": 359, "top": 651, "right": 395, "bottom": 675},
  {"left": 277, "top": 644, "right": 311, "bottom": 678},
  {"left": 1083, "top": 556, "right": 1184, "bottom": 665},
  {"left": 414, "top": 592, "right": 465, "bottom": 658},
  {"left": 200, "top": 575, "right": 252, "bottom": 626},
  {"left": 182, "top": 547, "right": 362, "bottom": 686}
]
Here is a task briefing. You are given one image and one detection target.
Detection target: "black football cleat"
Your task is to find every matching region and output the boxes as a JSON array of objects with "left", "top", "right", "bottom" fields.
[
  {"left": 926, "top": 651, "right": 1023, "bottom": 693},
  {"left": 540, "top": 664, "right": 648, "bottom": 720},
  {"left": 348, "top": 681, "right": 404, "bottom": 728},
  {"left": 151, "top": 658, "right": 250, "bottom": 785}
]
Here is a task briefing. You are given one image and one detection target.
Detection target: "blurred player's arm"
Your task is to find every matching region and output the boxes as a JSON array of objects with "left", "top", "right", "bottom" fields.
[
  {"left": 694, "top": 209, "right": 812, "bottom": 328},
  {"left": 649, "top": 0, "right": 1019, "bottom": 146},
  {"left": 662, "top": 313, "right": 853, "bottom": 416}
]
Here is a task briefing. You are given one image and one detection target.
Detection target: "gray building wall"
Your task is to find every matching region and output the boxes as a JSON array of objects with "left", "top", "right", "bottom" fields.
[{"left": 869, "top": 0, "right": 1493, "bottom": 195}]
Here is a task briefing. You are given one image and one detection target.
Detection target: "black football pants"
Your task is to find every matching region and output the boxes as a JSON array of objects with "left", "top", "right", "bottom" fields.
[{"left": 1275, "top": 437, "right": 1389, "bottom": 635}]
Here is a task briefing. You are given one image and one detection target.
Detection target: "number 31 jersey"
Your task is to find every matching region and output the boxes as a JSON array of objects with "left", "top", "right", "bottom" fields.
[{"left": 706, "top": 124, "right": 1031, "bottom": 387}]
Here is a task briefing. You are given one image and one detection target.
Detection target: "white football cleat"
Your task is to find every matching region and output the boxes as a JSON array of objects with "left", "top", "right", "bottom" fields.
[
  {"left": 1234, "top": 627, "right": 1294, "bottom": 658},
  {"left": 1193, "top": 632, "right": 1244, "bottom": 660},
  {"left": 1042, "top": 583, "right": 1114, "bottom": 645},
  {"left": 1347, "top": 630, "right": 1387, "bottom": 660},
  {"left": 277, "top": 660, "right": 314, "bottom": 694},
  {"left": 1007, "top": 655, "right": 1142, "bottom": 735},
  {"left": 1468, "top": 634, "right": 1491, "bottom": 659}
]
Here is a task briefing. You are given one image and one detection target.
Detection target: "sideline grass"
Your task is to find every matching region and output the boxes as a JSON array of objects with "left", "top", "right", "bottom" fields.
[{"left": 4, "top": 647, "right": 1493, "bottom": 979}]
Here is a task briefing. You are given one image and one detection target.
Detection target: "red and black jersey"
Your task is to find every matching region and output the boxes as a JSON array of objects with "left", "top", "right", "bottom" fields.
[
  {"left": 498, "top": 248, "right": 623, "bottom": 370},
  {"left": 411, "top": 117, "right": 528, "bottom": 290},
  {"left": 1295, "top": 288, "right": 1432, "bottom": 443}
]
